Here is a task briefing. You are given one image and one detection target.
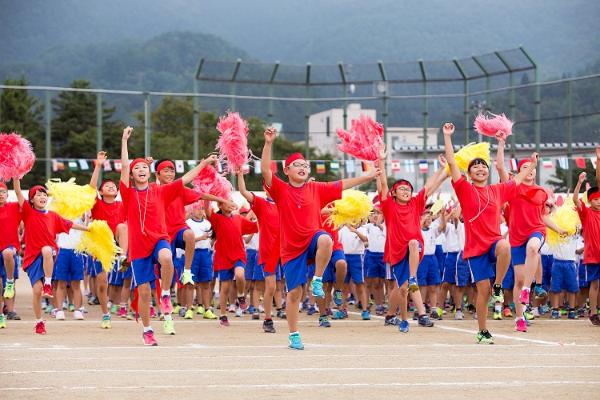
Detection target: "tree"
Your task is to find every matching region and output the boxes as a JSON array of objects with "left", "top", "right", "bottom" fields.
[
  {"left": 547, "top": 160, "right": 596, "bottom": 192},
  {"left": 0, "top": 76, "right": 45, "bottom": 187}
]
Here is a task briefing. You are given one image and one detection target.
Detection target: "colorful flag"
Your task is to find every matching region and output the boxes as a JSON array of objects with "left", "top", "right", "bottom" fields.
[
  {"left": 68, "top": 160, "right": 78, "bottom": 171},
  {"left": 175, "top": 160, "right": 185, "bottom": 173},
  {"left": 542, "top": 158, "right": 553, "bottom": 169},
  {"left": 509, "top": 158, "right": 518, "bottom": 171},
  {"left": 316, "top": 162, "right": 326, "bottom": 174},
  {"left": 52, "top": 159, "right": 65, "bottom": 172},
  {"left": 330, "top": 161, "right": 339, "bottom": 171},
  {"left": 114, "top": 161, "right": 122, "bottom": 172},
  {"left": 345, "top": 160, "right": 355, "bottom": 174},
  {"left": 558, "top": 157, "right": 569, "bottom": 170},
  {"left": 187, "top": 160, "right": 197, "bottom": 168},
  {"left": 361, "top": 161, "right": 371, "bottom": 172},
  {"left": 419, "top": 160, "right": 428, "bottom": 173},
  {"left": 592, "top": 157, "right": 598, "bottom": 169},
  {"left": 391, "top": 160, "right": 401, "bottom": 172},
  {"left": 404, "top": 159, "right": 414, "bottom": 173},
  {"left": 254, "top": 161, "right": 261, "bottom": 174},
  {"left": 575, "top": 157, "right": 586, "bottom": 169},
  {"left": 78, "top": 159, "right": 89, "bottom": 170}
]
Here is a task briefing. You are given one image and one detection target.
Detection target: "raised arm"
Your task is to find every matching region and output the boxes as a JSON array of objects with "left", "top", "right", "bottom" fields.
[
  {"left": 90, "top": 151, "right": 107, "bottom": 189},
  {"left": 237, "top": 171, "right": 254, "bottom": 203},
  {"left": 423, "top": 155, "right": 449, "bottom": 197},
  {"left": 495, "top": 138, "right": 510, "bottom": 183},
  {"left": 573, "top": 171, "right": 586, "bottom": 210},
  {"left": 512, "top": 152, "right": 539, "bottom": 185},
  {"left": 442, "top": 123, "right": 462, "bottom": 183},
  {"left": 341, "top": 166, "right": 380, "bottom": 190},
  {"left": 181, "top": 154, "right": 218, "bottom": 186},
  {"left": 596, "top": 146, "right": 600, "bottom": 187},
  {"left": 261, "top": 127, "right": 277, "bottom": 187},
  {"left": 120, "top": 126, "right": 133, "bottom": 186},
  {"left": 13, "top": 178, "right": 24, "bottom": 207},
  {"left": 203, "top": 199, "right": 213, "bottom": 218},
  {"left": 377, "top": 145, "right": 389, "bottom": 200}
]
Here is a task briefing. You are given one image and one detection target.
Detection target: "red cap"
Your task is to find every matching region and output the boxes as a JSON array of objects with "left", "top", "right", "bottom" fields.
[
  {"left": 284, "top": 153, "right": 306, "bottom": 168},
  {"left": 129, "top": 158, "right": 149, "bottom": 173},
  {"left": 156, "top": 160, "right": 175, "bottom": 173},
  {"left": 28, "top": 185, "right": 47, "bottom": 201},
  {"left": 517, "top": 158, "right": 532, "bottom": 172},
  {"left": 0, "top": 182, "right": 7, "bottom": 191}
]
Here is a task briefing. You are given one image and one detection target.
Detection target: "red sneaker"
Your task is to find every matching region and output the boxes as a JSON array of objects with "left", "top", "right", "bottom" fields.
[
  {"left": 515, "top": 318, "right": 527, "bottom": 332},
  {"left": 219, "top": 315, "right": 230, "bottom": 327},
  {"left": 35, "top": 321, "right": 46, "bottom": 334},
  {"left": 42, "top": 284, "right": 54, "bottom": 299},
  {"left": 160, "top": 295, "right": 173, "bottom": 314},
  {"left": 142, "top": 330, "right": 158, "bottom": 346}
]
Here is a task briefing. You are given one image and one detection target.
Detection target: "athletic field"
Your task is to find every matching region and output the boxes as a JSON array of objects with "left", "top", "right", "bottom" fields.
[{"left": 1, "top": 279, "right": 598, "bottom": 400}]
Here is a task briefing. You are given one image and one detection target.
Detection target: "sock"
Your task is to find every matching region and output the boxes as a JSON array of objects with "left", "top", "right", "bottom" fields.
[
  {"left": 164, "top": 314, "right": 172, "bottom": 321},
  {"left": 522, "top": 286, "right": 530, "bottom": 292},
  {"left": 265, "top": 317, "right": 272, "bottom": 321},
  {"left": 44, "top": 277, "right": 51, "bottom": 285},
  {"left": 7, "top": 278, "right": 14, "bottom": 283},
  {"left": 237, "top": 293, "right": 244, "bottom": 298},
  {"left": 103, "top": 313, "right": 110, "bottom": 318},
  {"left": 313, "top": 276, "right": 322, "bottom": 281},
  {"left": 494, "top": 303, "right": 502, "bottom": 312},
  {"left": 289, "top": 331, "right": 299, "bottom": 336},
  {"left": 36, "top": 318, "right": 43, "bottom": 323},
  {"left": 120, "top": 303, "right": 126, "bottom": 308},
  {"left": 161, "top": 290, "right": 170, "bottom": 297},
  {"left": 143, "top": 325, "right": 152, "bottom": 333}
]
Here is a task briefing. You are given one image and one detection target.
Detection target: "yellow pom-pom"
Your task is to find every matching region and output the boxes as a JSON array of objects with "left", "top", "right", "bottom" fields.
[
  {"left": 76, "top": 220, "right": 121, "bottom": 272},
  {"left": 46, "top": 178, "right": 97, "bottom": 219},
  {"left": 445, "top": 142, "right": 491, "bottom": 174},
  {"left": 430, "top": 197, "right": 445, "bottom": 216},
  {"left": 546, "top": 198, "right": 580, "bottom": 247},
  {"left": 327, "top": 190, "right": 373, "bottom": 229}
]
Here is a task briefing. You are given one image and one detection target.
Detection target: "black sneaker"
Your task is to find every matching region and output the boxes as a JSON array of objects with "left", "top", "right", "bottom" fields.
[
  {"left": 6, "top": 311, "right": 21, "bottom": 320},
  {"left": 276, "top": 308, "right": 287, "bottom": 319},
  {"left": 252, "top": 312, "right": 260, "bottom": 320},
  {"left": 418, "top": 314, "right": 434, "bottom": 327},
  {"left": 384, "top": 315, "right": 400, "bottom": 326},
  {"left": 590, "top": 314, "right": 600, "bottom": 326},
  {"left": 263, "top": 319, "right": 276, "bottom": 333}
]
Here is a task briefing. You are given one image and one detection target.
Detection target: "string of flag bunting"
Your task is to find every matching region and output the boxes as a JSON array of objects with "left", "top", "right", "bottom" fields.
[{"left": 50, "top": 156, "right": 598, "bottom": 174}]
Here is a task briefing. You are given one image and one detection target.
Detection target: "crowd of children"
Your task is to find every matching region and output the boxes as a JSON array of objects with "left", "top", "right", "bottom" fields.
[{"left": 0, "top": 124, "right": 599, "bottom": 349}]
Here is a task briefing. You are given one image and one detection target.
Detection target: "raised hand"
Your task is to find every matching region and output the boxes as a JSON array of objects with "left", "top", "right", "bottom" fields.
[
  {"left": 578, "top": 171, "right": 587, "bottom": 184},
  {"left": 96, "top": 151, "right": 107, "bottom": 163},
  {"left": 264, "top": 127, "right": 277, "bottom": 144},
  {"left": 443, "top": 122, "right": 455, "bottom": 136},
  {"left": 122, "top": 126, "right": 133, "bottom": 141}
]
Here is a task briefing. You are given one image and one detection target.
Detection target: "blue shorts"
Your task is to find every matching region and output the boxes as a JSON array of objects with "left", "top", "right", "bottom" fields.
[
  {"left": 541, "top": 254, "right": 554, "bottom": 289},
  {"left": 283, "top": 231, "right": 329, "bottom": 292},
  {"left": 511, "top": 232, "right": 545, "bottom": 266},
  {"left": 502, "top": 263, "right": 515, "bottom": 290},
  {"left": 191, "top": 249, "right": 213, "bottom": 283},
  {"left": 54, "top": 248, "right": 85, "bottom": 282},
  {"left": 263, "top": 263, "right": 282, "bottom": 281},
  {"left": 579, "top": 262, "right": 590, "bottom": 289},
  {"left": 171, "top": 228, "right": 187, "bottom": 253},
  {"left": 364, "top": 251, "right": 386, "bottom": 279},
  {"left": 344, "top": 254, "right": 364, "bottom": 284},
  {"left": 108, "top": 261, "right": 126, "bottom": 286},
  {"left": 252, "top": 262, "right": 265, "bottom": 281},
  {"left": 550, "top": 259, "right": 579, "bottom": 293},
  {"left": 245, "top": 249, "right": 258, "bottom": 281},
  {"left": 442, "top": 251, "right": 470, "bottom": 287},
  {"left": 217, "top": 260, "right": 245, "bottom": 282},
  {"left": 24, "top": 256, "right": 45, "bottom": 286},
  {"left": 391, "top": 253, "right": 411, "bottom": 287},
  {"left": 323, "top": 249, "right": 345, "bottom": 283},
  {"left": 585, "top": 263, "right": 600, "bottom": 283},
  {"left": 173, "top": 253, "right": 185, "bottom": 285},
  {"left": 435, "top": 245, "right": 446, "bottom": 275},
  {"left": 466, "top": 241, "right": 499, "bottom": 283},
  {"left": 87, "top": 257, "right": 106, "bottom": 278},
  {"left": 131, "top": 240, "right": 170, "bottom": 289},
  {"left": 417, "top": 254, "right": 440, "bottom": 286},
  {"left": 307, "top": 264, "right": 316, "bottom": 281}
]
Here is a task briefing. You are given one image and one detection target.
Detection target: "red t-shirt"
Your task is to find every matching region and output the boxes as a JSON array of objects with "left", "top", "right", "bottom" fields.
[
  {"left": 506, "top": 183, "right": 548, "bottom": 247},
  {"left": 165, "top": 187, "right": 202, "bottom": 241},
  {"left": 91, "top": 198, "right": 124, "bottom": 236},
  {"left": 577, "top": 202, "right": 600, "bottom": 264},
  {"left": 266, "top": 175, "right": 342, "bottom": 264},
  {"left": 321, "top": 215, "right": 343, "bottom": 252},
  {"left": 208, "top": 212, "right": 258, "bottom": 271},
  {"left": 452, "top": 176, "right": 517, "bottom": 259},
  {"left": 0, "top": 202, "right": 22, "bottom": 250},
  {"left": 21, "top": 202, "right": 73, "bottom": 269},
  {"left": 380, "top": 189, "right": 426, "bottom": 265},
  {"left": 251, "top": 195, "right": 280, "bottom": 274},
  {"left": 120, "top": 179, "right": 184, "bottom": 260}
]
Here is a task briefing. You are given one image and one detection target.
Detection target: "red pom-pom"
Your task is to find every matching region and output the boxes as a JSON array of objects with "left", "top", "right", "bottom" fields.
[
  {"left": 336, "top": 114, "right": 383, "bottom": 161},
  {"left": 216, "top": 112, "right": 249, "bottom": 174},
  {"left": 0, "top": 132, "right": 36, "bottom": 181},
  {"left": 192, "top": 164, "right": 232, "bottom": 200},
  {"left": 474, "top": 113, "right": 513, "bottom": 140}
]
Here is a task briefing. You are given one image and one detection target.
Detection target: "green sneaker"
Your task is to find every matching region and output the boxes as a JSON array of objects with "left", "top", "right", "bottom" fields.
[
  {"left": 0, "top": 314, "right": 6, "bottom": 329},
  {"left": 100, "top": 315, "right": 111, "bottom": 329},
  {"left": 163, "top": 319, "right": 176, "bottom": 335},
  {"left": 69, "top": 303, "right": 75, "bottom": 312},
  {"left": 3, "top": 280, "right": 15, "bottom": 299},
  {"left": 476, "top": 330, "right": 494, "bottom": 344},
  {"left": 197, "top": 305, "right": 205, "bottom": 315},
  {"left": 173, "top": 304, "right": 181, "bottom": 315},
  {"left": 110, "top": 304, "right": 118, "bottom": 314},
  {"left": 493, "top": 311, "right": 502, "bottom": 320},
  {"left": 203, "top": 309, "right": 218, "bottom": 320},
  {"left": 181, "top": 269, "right": 194, "bottom": 286},
  {"left": 184, "top": 309, "right": 194, "bottom": 319},
  {"left": 524, "top": 310, "right": 535, "bottom": 320}
]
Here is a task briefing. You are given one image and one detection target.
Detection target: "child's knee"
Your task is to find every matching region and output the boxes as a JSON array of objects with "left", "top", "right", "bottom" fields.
[
  {"left": 496, "top": 239, "right": 510, "bottom": 254},
  {"left": 183, "top": 229, "right": 195, "bottom": 242},
  {"left": 317, "top": 234, "right": 333, "bottom": 250}
]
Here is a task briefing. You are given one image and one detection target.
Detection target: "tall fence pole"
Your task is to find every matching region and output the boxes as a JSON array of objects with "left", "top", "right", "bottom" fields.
[
  {"left": 45, "top": 91, "right": 51, "bottom": 180},
  {"left": 144, "top": 92, "right": 151, "bottom": 157}
]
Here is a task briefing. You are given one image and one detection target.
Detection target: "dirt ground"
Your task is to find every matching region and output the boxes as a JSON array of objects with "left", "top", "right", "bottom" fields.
[{"left": 1, "top": 278, "right": 599, "bottom": 400}]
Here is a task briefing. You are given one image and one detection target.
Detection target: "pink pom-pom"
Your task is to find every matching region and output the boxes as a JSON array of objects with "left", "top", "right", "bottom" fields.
[
  {"left": 192, "top": 164, "right": 233, "bottom": 200},
  {"left": 0, "top": 132, "right": 36, "bottom": 181},
  {"left": 216, "top": 112, "right": 249, "bottom": 174},
  {"left": 185, "top": 201, "right": 204, "bottom": 214},
  {"left": 473, "top": 113, "right": 513, "bottom": 140},
  {"left": 336, "top": 114, "right": 383, "bottom": 161}
]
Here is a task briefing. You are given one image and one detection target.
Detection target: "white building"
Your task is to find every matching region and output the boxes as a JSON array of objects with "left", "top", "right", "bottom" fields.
[{"left": 308, "top": 103, "right": 438, "bottom": 158}]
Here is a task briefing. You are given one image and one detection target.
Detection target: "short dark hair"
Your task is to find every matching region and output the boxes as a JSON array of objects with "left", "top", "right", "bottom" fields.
[{"left": 468, "top": 158, "right": 489, "bottom": 172}]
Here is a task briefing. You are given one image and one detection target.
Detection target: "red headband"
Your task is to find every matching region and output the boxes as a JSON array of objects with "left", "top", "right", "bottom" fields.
[
  {"left": 589, "top": 191, "right": 600, "bottom": 202},
  {"left": 28, "top": 185, "right": 47, "bottom": 201},
  {"left": 285, "top": 153, "right": 306, "bottom": 168},
  {"left": 517, "top": 158, "right": 532, "bottom": 172},
  {"left": 156, "top": 160, "right": 175, "bottom": 173},
  {"left": 0, "top": 182, "right": 7, "bottom": 191},
  {"left": 392, "top": 179, "right": 413, "bottom": 192},
  {"left": 129, "top": 158, "right": 148, "bottom": 173}
]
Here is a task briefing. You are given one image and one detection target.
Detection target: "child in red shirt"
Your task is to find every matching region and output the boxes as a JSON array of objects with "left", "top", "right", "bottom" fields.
[
  {"left": 0, "top": 181, "right": 21, "bottom": 306},
  {"left": 377, "top": 148, "right": 448, "bottom": 333},
  {"left": 119, "top": 126, "right": 216, "bottom": 345},
  {"left": 574, "top": 170, "right": 600, "bottom": 326},
  {"left": 443, "top": 122, "right": 538, "bottom": 343},
  {"left": 261, "top": 127, "right": 380, "bottom": 350},
  {"left": 203, "top": 198, "right": 257, "bottom": 327},
  {"left": 13, "top": 179, "right": 88, "bottom": 334}
]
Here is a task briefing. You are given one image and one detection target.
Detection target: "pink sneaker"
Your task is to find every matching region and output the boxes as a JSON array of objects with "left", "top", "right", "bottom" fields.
[
  {"left": 516, "top": 318, "right": 527, "bottom": 332},
  {"left": 150, "top": 306, "right": 157, "bottom": 319},
  {"left": 142, "top": 330, "right": 158, "bottom": 346},
  {"left": 519, "top": 289, "right": 530, "bottom": 305},
  {"left": 35, "top": 321, "right": 46, "bottom": 335},
  {"left": 118, "top": 307, "right": 127, "bottom": 318},
  {"left": 160, "top": 295, "right": 173, "bottom": 314}
]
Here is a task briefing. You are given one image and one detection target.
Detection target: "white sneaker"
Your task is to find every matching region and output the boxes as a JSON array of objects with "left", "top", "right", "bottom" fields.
[
  {"left": 455, "top": 310, "right": 464, "bottom": 320},
  {"left": 258, "top": 305, "right": 265, "bottom": 313},
  {"left": 56, "top": 310, "right": 66, "bottom": 320},
  {"left": 235, "top": 307, "right": 243, "bottom": 317},
  {"left": 73, "top": 310, "right": 84, "bottom": 320},
  {"left": 531, "top": 307, "right": 540, "bottom": 318},
  {"left": 227, "top": 304, "right": 236, "bottom": 313}
]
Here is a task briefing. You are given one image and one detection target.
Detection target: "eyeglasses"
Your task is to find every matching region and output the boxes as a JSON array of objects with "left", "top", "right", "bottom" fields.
[
  {"left": 290, "top": 162, "right": 310, "bottom": 169},
  {"left": 395, "top": 187, "right": 412, "bottom": 192}
]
